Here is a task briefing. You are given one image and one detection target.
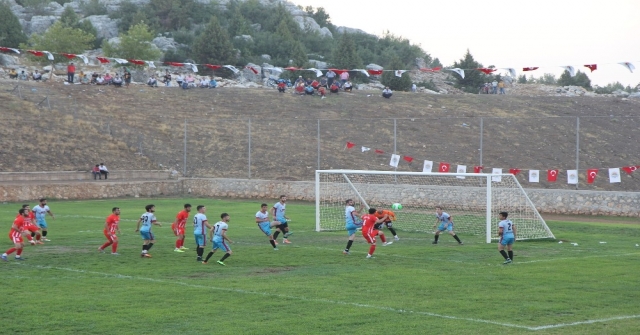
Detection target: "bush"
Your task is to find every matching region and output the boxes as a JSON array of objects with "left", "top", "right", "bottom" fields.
[
  {"left": 415, "top": 79, "right": 437, "bottom": 91},
  {"left": 80, "top": 0, "right": 108, "bottom": 16}
]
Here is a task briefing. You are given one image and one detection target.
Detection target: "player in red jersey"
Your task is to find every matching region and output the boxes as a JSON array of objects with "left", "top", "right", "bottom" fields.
[
  {"left": 20, "top": 204, "right": 42, "bottom": 245},
  {"left": 2, "top": 209, "right": 29, "bottom": 261},
  {"left": 361, "top": 208, "right": 392, "bottom": 259},
  {"left": 99, "top": 207, "right": 121, "bottom": 255},
  {"left": 172, "top": 204, "right": 191, "bottom": 252}
]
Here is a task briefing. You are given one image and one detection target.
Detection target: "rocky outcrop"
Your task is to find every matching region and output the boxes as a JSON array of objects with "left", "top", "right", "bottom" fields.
[
  {"left": 29, "top": 15, "right": 57, "bottom": 34},
  {"left": 152, "top": 36, "right": 180, "bottom": 52},
  {"left": 81, "top": 15, "right": 119, "bottom": 39},
  {"left": 335, "top": 26, "right": 368, "bottom": 35}
]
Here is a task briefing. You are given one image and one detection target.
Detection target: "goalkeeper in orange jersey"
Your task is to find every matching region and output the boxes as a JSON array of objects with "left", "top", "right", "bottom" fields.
[{"left": 375, "top": 208, "right": 399, "bottom": 241}]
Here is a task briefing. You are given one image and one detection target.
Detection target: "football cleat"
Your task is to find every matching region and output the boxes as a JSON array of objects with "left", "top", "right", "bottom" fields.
[
  {"left": 432, "top": 241, "right": 438, "bottom": 244},
  {"left": 98, "top": 248, "right": 105, "bottom": 253},
  {"left": 503, "top": 258, "right": 512, "bottom": 264},
  {"left": 179, "top": 246, "right": 189, "bottom": 250},
  {"left": 343, "top": 250, "right": 350, "bottom": 255},
  {"left": 273, "top": 248, "right": 279, "bottom": 251},
  {"left": 201, "top": 261, "right": 208, "bottom": 264},
  {"left": 283, "top": 239, "right": 292, "bottom": 244},
  {"left": 15, "top": 257, "right": 25, "bottom": 261},
  {"left": 394, "top": 236, "right": 400, "bottom": 241},
  {"left": 217, "top": 261, "right": 226, "bottom": 266},
  {"left": 383, "top": 242, "right": 393, "bottom": 246},
  {"left": 111, "top": 253, "right": 120, "bottom": 256},
  {"left": 143, "top": 253, "right": 152, "bottom": 258},
  {"left": 1, "top": 255, "right": 8, "bottom": 262},
  {"left": 174, "top": 248, "right": 185, "bottom": 253},
  {"left": 43, "top": 238, "right": 51, "bottom": 242}
]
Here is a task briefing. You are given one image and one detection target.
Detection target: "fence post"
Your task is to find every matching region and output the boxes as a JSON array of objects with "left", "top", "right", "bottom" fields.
[
  {"left": 317, "top": 119, "right": 320, "bottom": 171},
  {"left": 183, "top": 118, "right": 187, "bottom": 177},
  {"left": 479, "top": 117, "right": 484, "bottom": 166},
  {"left": 575, "top": 117, "right": 580, "bottom": 190},
  {"left": 248, "top": 117, "right": 252, "bottom": 179}
]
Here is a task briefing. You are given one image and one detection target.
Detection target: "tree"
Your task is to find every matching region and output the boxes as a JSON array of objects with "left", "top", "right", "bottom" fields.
[
  {"left": 102, "top": 23, "right": 161, "bottom": 61},
  {"left": 557, "top": 70, "right": 591, "bottom": 89},
  {"left": 0, "top": 2, "right": 28, "bottom": 48},
  {"left": 381, "top": 57, "right": 412, "bottom": 91},
  {"left": 228, "top": 6, "right": 251, "bottom": 37},
  {"left": 431, "top": 58, "right": 443, "bottom": 68},
  {"left": 517, "top": 75, "right": 527, "bottom": 84},
  {"left": 192, "top": 16, "right": 235, "bottom": 65},
  {"left": 80, "top": 0, "right": 108, "bottom": 16},
  {"left": 21, "top": 21, "right": 95, "bottom": 61},
  {"left": 110, "top": 1, "right": 150, "bottom": 32},
  {"left": 332, "top": 32, "right": 362, "bottom": 69},
  {"left": 60, "top": 6, "right": 101, "bottom": 49},
  {"left": 451, "top": 49, "right": 488, "bottom": 93}
]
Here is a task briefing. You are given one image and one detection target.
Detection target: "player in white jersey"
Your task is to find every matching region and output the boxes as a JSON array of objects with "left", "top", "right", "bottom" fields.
[
  {"left": 135, "top": 204, "right": 162, "bottom": 258},
  {"left": 343, "top": 199, "right": 363, "bottom": 255},
  {"left": 272, "top": 195, "right": 292, "bottom": 244},
  {"left": 33, "top": 198, "right": 55, "bottom": 241},
  {"left": 256, "top": 203, "right": 281, "bottom": 250},
  {"left": 193, "top": 205, "right": 213, "bottom": 262},
  {"left": 204, "top": 213, "right": 233, "bottom": 265},
  {"left": 432, "top": 206, "right": 463, "bottom": 245},
  {"left": 497, "top": 211, "right": 517, "bottom": 264}
]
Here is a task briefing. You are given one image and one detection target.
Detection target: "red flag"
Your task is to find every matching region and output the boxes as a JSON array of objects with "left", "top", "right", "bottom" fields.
[
  {"left": 584, "top": 64, "right": 597, "bottom": 72},
  {"left": 375, "top": 149, "right": 384, "bottom": 154},
  {"left": 0, "top": 47, "right": 19, "bottom": 53},
  {"left": 473, "top": 166, "right": 483, "bottom": 173},
  {"left": 420, "top": 67, "right": 441, "bottom": 72},
  {"left": 622, "top": 165, "right": 639, "bottom": 174},
  {"left": 547, "top": 169, "right": 559, "bottom": 182},
  {"left": 509, "top": 168, "right": 521, "bottom": 175},
  {"left": 402, "top": 156, "right": 414, "bottom": 163},
  {"left": 439, "top": 162, "right": 451, "bottom": 172},
  {"left": 165, "top": 62, "right": 185, "bottom": 66},
  {"left": 346, "top": 142, "right": 355, "bottom": 149},
  {"left": 96, "top": 57, "right": 110, "bottom": 63},
  {"left": 204, "top": 64, "right": 222, "bottom": 70},
  {"left": 128, "top": 59, "right": 146, "bottom": 65},
  {"left": 367, "top": 69, "right": 383, "bottom": 76},
  {"left": 60, "top": 53, "right": 76, "bottom": 59},
  {"left": 586, "top": 169, "right": 599, "bottom": 184},
  {"left": 27, "top": 50, "right": 45, "bottom": 57},
  {"left": 332, "top": 69, "right": 349, "bottom": 75},
  {"left": 477, "top": 68, "right": 496, "bottom": 74},
  {"left": 284, "top": 67, "right": 300, "bottom": 71},
  {"left": 523, "top": 67, "right": 539, "bottom": 71},
  {"left": 246, "top": 66, "right": 259, "bottom": 74}
]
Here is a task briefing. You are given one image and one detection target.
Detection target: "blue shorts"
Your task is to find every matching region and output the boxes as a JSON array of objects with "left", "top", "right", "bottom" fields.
[
  {"left": 37, "top": 218, "right": 47, "bottom": 229},
  {"left": 500, "top": 236, "right": 515, "bottom": 246},
  {"left": 346, "top": 223, "right": 359, "bottom": 236},
  {"left": 258, "top": 222, "right": 272, "bottom": 236},
  {"left": 437, "top": 222, "right": 453, "bottom": 231},
  {"left": 140, "top": 231, "right": 154, "bottom": 240},
  {"left": 277, "top": 218, "right": 288, "bottom": 225},
  {"left": 213, "top": 239, "right": 231, "bottom": 252},
  {"left": 194, "top": 234, "right": 206, "bottom": 247}
]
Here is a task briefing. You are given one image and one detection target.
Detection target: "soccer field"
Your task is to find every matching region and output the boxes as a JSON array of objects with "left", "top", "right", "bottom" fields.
[{"left": 1, "top": 198, "right": 639, "bottom": 335}]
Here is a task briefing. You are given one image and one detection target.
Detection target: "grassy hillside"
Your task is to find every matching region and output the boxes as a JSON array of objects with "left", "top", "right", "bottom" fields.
[{"left": 1, "top": 79, "right": 639, "bottom": 190}]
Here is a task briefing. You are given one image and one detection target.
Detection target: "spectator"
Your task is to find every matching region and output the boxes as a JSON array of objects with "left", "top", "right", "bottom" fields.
[
  {"left": 67, "top": 62, "right": 75, "bottom": 83},
  {"left": 91, "top": 72, "right": 99, "bottom": 84},
  {"left": 318, "top": 86, "right": 326, "bottom": 98},
  {"left": 163, "top": 71, "right": 172, "bottom": 87},
  {"left": 95, "top": 75, "right": 106, "bottom": 85},
  {"left": 305, "top": 77, "right": 313, "bottom": 86},
  {"left": 304, "top": 85, "right": 315, "bottom": 95},
  {"left": 112, "top": 75, "right": 123, "bottom": 87},
  {"left": 411, "top": 83, "right": 417, "bottom": 92},
  {"left": 329, "top": 82, "right": 339, "bottom": 94},
  {"left": 99, "top": 163, "right": 109, "bottom": 179},
  {"left": 319, "top": 76, "right": 328, "bottom": 88},
  {"left": 498, "top": 80, "right": 505, "bottom": 94},
  {"left": 294, "top": 76, "right": 304, "bottom": 86},
  {"left": 326, "top": 69, "right": 336, "bottom": 87},
  {"left": 124, "top": 69, "right": 132, "bottom": 88},
  {"left": 339, "top": 71, "right": 349, "bottom": 86},
  {"left": 176, "top": 74, "right": 184, "bottom": 87},
  {"left": 18, "top": 70, "right": 28, "bottom": 80},
  {"left": 32, "top": 70, "right": 42, "bottom": 81},
  {"left": 147, "top": 76, "right": 158, "bottom": 87},
  {"left": 492, "top": 80, "right": 498, "bottom": 94},
  {"left": 343, "top": 80, "right": 353, "bottom": 92},
  {"left": 277, "top": 79, "right": 286, "bottom": 93},
  {"left": 186, "top": 74, "right": 196, "bottom": 88},
  {"left": 92, "top": 164, "right": 101, "bottom": 180},
  {"left": 209, "top": 78, "right": 218, "bottom": 88},
  {"left": 483, "top": 82, "right": 490, "bottom": 94},
  {"left": 9, "top": 69, "right": 17, "bottom": 79},
  {"left": 79, "top": 71, "right": 89, "bottom": 84},
  {"left": 294, "top": 82, "right": 305, "bottom": 95},
  {"left": 310, "top": 79, "right": 319, "bottom": 90},
  {"left": 199, "top": 77, "right": 209, "bottom": 88},
  {"left": 104, "top": 73, "right": 112, "bottom": 85},
  {"left": 382, "top": 86, "right": 393, "bottom": 99}
]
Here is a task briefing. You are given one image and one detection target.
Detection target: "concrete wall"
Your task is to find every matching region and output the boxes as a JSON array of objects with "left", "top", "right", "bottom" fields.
[
  {"left": 0, "top": 170, "right": 171, "bottom": 182},
  {"left": 1, "top": 177, "right": 639, "bottom": 216}
]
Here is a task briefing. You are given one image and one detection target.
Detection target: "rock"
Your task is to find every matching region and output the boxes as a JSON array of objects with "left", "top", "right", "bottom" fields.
[
  {"left": 233, "top": 35, "right": 253, "bottom": 42},
  {"left": 0, "top": 54, "right": 19, "bottom": 66},
  {"left": 415, "top": 58, "right": 427, "bottom": 68},
  {"left": 336, "top": 26, "right": 368, "bottom": 35},
  {"left": 309, "top": 59, "right": 327, "bottom": 69},
  {"left": 261, "top": 54, "right": 271, "bottom": 61},
  {"left": 46, "top": 1, "right": 64, "bottom": 15},
  {"left": 612, "top": 89, "right": 630, "bottom": 97},
  {"left": 366, "top": 63, "right": 383, "bottom": 71},
  {"left": 152, "top": 36, "right": 179, "bottom": 52},
  {"left": 423, "top": 89, "right": 439, "bottom": 94},
  {"left": 318, "top": 27, "right": 333, "bottom": 38},
  {"left": 29, "top": 16, "right": 57, "bottom": 34},
  {"left": 628, "top": 92, "right": 640, "bottom": 99},
  {"left": 242, "top": 62, "right": 262, "bottom": 83},
  {"left": 82, "top": 15, "right": 119, "bottom": 39},
  {"left": 250, "top": 23, "right": 261, "bottom": 32}
]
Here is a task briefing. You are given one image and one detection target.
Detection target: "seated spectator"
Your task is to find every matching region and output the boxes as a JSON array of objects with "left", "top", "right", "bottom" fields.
[
  {"left": 294, "top": 75, "right": 304, "bottom": 86},
  {"left": 18, "top": 70, "right": 28, "bottom": 80},
  {"left": 199, "top": 77, "right": 209, "bottom": 88},
  {"left": 124, "top": 70, "right": 132, "bottom": 88},
  {"left": 104, "top": 73, "right": 112, "bottom": 85},
  {"left": 80, "top": 73, "right": 90, "bottom": 84},
  {"left": 295, "top": 82, "right": 305, "bottom": 95},
  {"left": 209, "top": 78, "right": 218, "bottom": 88},
  {"left": 9, "top": 69, "right": 17, "bottom": 79},
  {"left": 411, "top": 83, "right": 417, "bottom": 92},
  {"left": 277, "top": 79, "right": 286, "bottom": 93},
  {"left": 92, "top": 164, "right": 101, "bottom": 180},
  {"left": 305, "top": 77, "right": 313, "bottom": 86},
  {"left": 343, "top": 80, "right": 353, "bottom": 92},
  {"left": 318, "top": 86, "right": 326, "bottom": 98},
  {"left": 112, "top": 75, "right": 123, "bottom": 87},
  {"left": 382, "top": 86, "right": 393, "bottom": 99},
  {"left": 311, "top": 79, "right": 319, "bottom": 90},
  {"left": 32, "top": 70, "right": 42, "bottom": 81},
  {"left": 163, "top": 71, "right": 172, "bottom": 87},
  {"left": 91, "top": 72, "right": 99, "bottom": 84},
  {"left": 186, "top": 74, "right": 196, "bottom": 88},
  {"left": 176, "top": 74, "right": 184, "bottom": 87},
  {"left": 147, "top": 76, "right": 158, "bottom": 87},
  {"left": 99, "top": 163, "right": 109, "bottom": 179},
  {"left": 329, "top": 83, "right": 339, "bottom": 94},
  {"left": 304, "top": 85, "right": 315, "bottom": 95},
  {"left": 319, "top": 76, "right": 328, "bottom": 88},
  {"left": 96, "top": 75, "right": 106, "bottom": 85},
  {"left": 181, "top": 81, "right": 190, "bottom": 90}
]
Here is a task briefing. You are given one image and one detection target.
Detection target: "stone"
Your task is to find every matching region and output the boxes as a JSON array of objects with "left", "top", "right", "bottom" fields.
[
  {"left": 415, "top": 57, "right": 427, "bottom": 68},
  {"left": 29, "top": 16, "right": 57, "bottom": 34},
  {"left": 250, "top": 23, "right": 261, "bottom": 32},
  {"left": 242, "top": 62, "right": 262, "bottom": 83},
  {"left": 0, "top": 54, "right": 19, "bottom": 66},
  {"left": 318, "top": 27, "right": 333, "bottom": 38},
  {"left": 152, "top": 36, "right": 179, "bottom": 52},
  {"left": 308, "top": 60, "right": 327, "bottom": 69},
  {"left": 233, "top": 35, "right": 254, "bottom": 42},
  {"left": 82, "top": 15, "right": 119, "bottom": 39},
  {"left": 628, "top": 92, "right": 640, "bottom": 99},
  {"left": 366, "top": 63, "right": 383, "bottom": 71},
  {"left": 261, "top": 54, "right": 271, "bottom": 61},
  {"left": 336, "top": 26, "right": 368, "bottom": 35},
  {"left": 612, "top": 89, "right": 630, "bottom": 97}
]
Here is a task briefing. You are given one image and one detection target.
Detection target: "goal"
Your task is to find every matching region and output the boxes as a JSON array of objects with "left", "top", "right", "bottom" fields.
[{"left": 315, "top": 170, "right": 554, "bottom": 243}]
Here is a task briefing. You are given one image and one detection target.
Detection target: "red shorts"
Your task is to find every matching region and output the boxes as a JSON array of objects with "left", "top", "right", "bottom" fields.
[
  {"left": 361, "top": 226, "right": 378, "bottom": 244},
  {"left": 9, "top": 231, "right": 23, "bottom": 244},
  {"left": 103, "top": 230, "right": 117, "bottom": 242},
  {"left": 25, "top": 224, "right": 39, "bottom": 233},
  {"left": 173, "top": 225, "right": 185, "bottom": 236}
]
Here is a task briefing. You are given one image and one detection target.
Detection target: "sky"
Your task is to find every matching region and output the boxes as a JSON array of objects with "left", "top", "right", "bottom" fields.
[{"left": 288, "top": 0, "right": 640, "bottom": 87}]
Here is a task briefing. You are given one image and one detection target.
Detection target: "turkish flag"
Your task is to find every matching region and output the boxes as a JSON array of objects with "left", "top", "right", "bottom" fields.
[
  {"left": 367, "top": 69, "right": 383, "bottom": 76},
  {"left": 27, "top": 50, "right": 45, "bottom": 57},
  {"left": 284, "top": 67, "right": 300, "bottom": 71},
  {"left": 420, "top": 67, "right": 442, "bottom": 72},
  {"left": 246, "top": 66, "right": 259, "bottom": 74},
  {"left": 96, "top": 57, "right": 110, "bottom": 63},
  {"left": 165, "top": 62, "right": 184, "bottom": 66},
  {"left": 509, "top": 168, "right": 521, "bottom": 175},
  {"left": 128, "top": 59, "right": 146, "bottom": 65},
  {"left": 523, "top": 67, "right": 539, "bottom": 71},
  {"left": 0, "top": 47, "right": 20, "bottom": 53},
  {"left": 622, "top": 166, "right": 639, "bottom": 174},
  {"left": 584, "top": 64, "right": 597, "bottom": 72},
  {"left": 547, "top": 169, "right": 559, "bottom": 182},
  {"left": 375, "top": 149, "right": 384, "bottom": 154},
  {"left": 403, "top": 156, "right": 414, "bottom": 163},
  {"left": 204, "top": 64, "right": 222, "bottom": 70},
  {"left": 477, "top": 68, "right": 496, "bottom": 74},
  {"left": 586, "top": 169, "right": 599, "bottom": 184},
  {"left": 473, "top": 166, "right": 483, "bottom": 173},
  {"left": 439, "top": 162, "right": 451, "bottom": 172},
  {"left": 346, "top": 142, "right": 355, "bottom": 149},
  {"left": 332, "top": 69, "right": 349, "bottom": 75},
  {"left": 60, "top": 53, "right": 76, "bottom": 59}
]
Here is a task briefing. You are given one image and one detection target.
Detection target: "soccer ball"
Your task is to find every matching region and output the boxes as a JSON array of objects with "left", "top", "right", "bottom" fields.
[{"left": 391, "top": 203, "right": 403, "bottom": 210}]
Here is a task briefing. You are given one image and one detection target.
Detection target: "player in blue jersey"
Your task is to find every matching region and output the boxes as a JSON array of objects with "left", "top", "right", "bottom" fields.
[
  {"left": 343, "top": 199, "right": 363, "bottom": 255},
  {"left": 272, "top": 195, "right": 292, "bottom": 244},
  {"left": 193, "top": 205, "right": 213, "bottom": 262},
  {"left": 497, "top": 211, "right": 516, "bottom": 264},
  {"left": 432, "top": 206, "right": 463, "bottom": 245},
  {"left": 204, "top": 213, "right": 233, "bottom": 265},
  {"left": 135, "top": 204, "right": 162, "bottom": 258},
  {"left": 256, "top": 203, "right": 281, "bottom": 250},
  {"left": 33, "top": 198, "right": 55, "bottom": 241}
]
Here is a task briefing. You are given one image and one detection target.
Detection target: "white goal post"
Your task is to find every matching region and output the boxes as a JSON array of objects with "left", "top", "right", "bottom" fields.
[{"left": 315, "top": 170, "right": 554, "bottom": 243}]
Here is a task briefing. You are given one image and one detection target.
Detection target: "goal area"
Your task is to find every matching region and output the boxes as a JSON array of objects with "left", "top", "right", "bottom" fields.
[{"left": 315, "top": 170, "right": 554, "bottom": 243}]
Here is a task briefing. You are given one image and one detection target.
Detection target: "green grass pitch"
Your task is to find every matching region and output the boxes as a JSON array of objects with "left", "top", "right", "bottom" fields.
[{"left": 0, "top": 198, "right": 639, "bottom": 334}]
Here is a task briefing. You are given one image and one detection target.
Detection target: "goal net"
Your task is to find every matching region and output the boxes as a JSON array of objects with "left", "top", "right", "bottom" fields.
[{"left": 315, "top": 170, "right": 554, "bottom": 243}]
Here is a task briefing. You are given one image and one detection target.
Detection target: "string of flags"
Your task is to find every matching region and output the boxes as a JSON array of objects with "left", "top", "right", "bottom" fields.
[
  {"left": 1, "top": 46, "right": 637, "bottom": 78},
  {"left": 346, "top": 141, "right": 639, "bottom": 184}
]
